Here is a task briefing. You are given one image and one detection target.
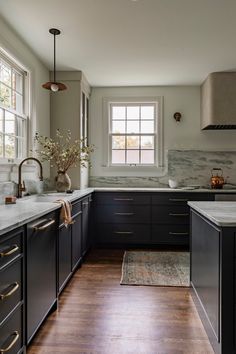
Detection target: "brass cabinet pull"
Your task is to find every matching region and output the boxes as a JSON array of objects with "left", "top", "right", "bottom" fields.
[
  {"left": 169, "top": 213, "right": 189, "bottom": 217},
  {"left": 169, "top": 232, "right": 189, "bottom": 236},
  {"left": 113, "top": 198, "right": 134, "bottom": 201},
  {"left": 33, "top": 219, "right": 55, "bottom": 231},
  {"left": 0, "top": 245, "right": 19, "bottom": 258},
  {"left": 114, "top": 231, "right": 133, "bottom": 235},
  {"left": 169, "top": 198, "right": 188, "bottom": 202},
  {"left": 82, "top": 202, "right": 89, "bottom": 206},
  {"left": 114, "top": 212, "right": 134, "bottom": 216},
  {"left": 0, "top": 331, "right": 19, "bottom": 352},
  {"left": 0, "top": 282, "right": 19, "bottom": 300}
]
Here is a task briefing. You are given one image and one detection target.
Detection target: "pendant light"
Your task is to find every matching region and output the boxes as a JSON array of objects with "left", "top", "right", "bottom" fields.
[{"left": 42, "top": 28, "right": 67, "bottom": 92}]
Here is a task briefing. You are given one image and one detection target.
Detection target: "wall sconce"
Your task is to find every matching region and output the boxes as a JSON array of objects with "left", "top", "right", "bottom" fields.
[{"left": 173, "top": 112, "right": 182, "bottom": 122}]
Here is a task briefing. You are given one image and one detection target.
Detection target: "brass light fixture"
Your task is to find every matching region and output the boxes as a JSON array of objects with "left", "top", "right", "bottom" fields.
[{"left": 42, "top": 28, "right": 67, "bottom": 92}]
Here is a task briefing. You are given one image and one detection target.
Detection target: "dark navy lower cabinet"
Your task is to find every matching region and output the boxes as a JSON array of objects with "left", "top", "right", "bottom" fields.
[
  {"left": 58, "top": 222, "right": 72, "bottom": 293},
  {"left": 0, "top": 227, "right": 25, "bottom": 354},
  {"left": 190, "top": 209, "right": 236, "bottom": 354},
  {"left": 26, "top": 211, "right": 58, "bottom": 344}
]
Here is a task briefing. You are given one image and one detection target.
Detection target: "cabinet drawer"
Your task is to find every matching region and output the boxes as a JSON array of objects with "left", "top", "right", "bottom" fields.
[
  {"left": 152, "top": 225, "right": 189, "bottom": 245},
  {"left": 96, "top": 224, "right": 151, "bottom": 244},
  {"left": 152, "top": 193, "right": 214, "bottom": 205},
  {"left": 96, "top": 205, "right": 150, "bottom": 224},
  {"left": 71, "top": 200, "right": 82, "bottom": 217},
  {"left": 94, "top": 192, "right": 150, "bottom": 205},
  {"left": 0, "top": 304, "right": 23, "bottom": 354},
  {"left": 0, "top": 258, "right": 22, "bottom": 324},
  {"left": 0, "top": 228, "right": 23, "bottom": 270},
  {"left": 152, "top": 205, "right": 189, "bottom": 224}
]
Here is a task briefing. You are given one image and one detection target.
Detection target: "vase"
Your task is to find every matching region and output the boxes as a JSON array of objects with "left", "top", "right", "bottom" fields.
[{"left": 55, "top": 171, "right": 71, "bottom": 192}]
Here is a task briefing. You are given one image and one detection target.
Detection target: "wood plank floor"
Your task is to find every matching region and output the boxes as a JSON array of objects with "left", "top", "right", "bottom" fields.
[{"left": 27, "top": 249, "right": 214, "bottom": 354}]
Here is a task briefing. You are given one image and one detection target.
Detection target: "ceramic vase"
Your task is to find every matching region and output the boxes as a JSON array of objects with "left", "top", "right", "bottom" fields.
[{"left": 55, "top": 171, "right": 71, "bottom": 192}]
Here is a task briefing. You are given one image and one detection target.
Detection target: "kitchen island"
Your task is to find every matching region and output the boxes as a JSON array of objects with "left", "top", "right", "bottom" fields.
[{"left": 188, "top": 201, "right": 236, "bottom": 354}]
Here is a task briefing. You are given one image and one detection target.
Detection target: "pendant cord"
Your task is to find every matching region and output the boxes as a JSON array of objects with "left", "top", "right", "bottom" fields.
[{"left": 53, "top": 32, "right": 56, "bottom": 82}]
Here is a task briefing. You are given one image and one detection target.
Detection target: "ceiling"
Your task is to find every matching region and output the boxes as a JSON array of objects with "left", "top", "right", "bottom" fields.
[{"left": 0, "top": 0, "right": 236, "bottom": 87}]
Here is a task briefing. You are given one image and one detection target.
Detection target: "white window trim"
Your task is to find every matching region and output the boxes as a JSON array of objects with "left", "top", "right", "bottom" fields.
[
  {"left": 0, "top": 47, "right": 30, "bottom": 165},
  {"left": 102, "top": 96, "right": 164, "bottom": 174}
]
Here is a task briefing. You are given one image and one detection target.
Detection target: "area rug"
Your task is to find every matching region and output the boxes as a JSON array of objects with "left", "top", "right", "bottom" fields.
[{"left": 120, "top": 251, "right": 190, "bottom": 287}]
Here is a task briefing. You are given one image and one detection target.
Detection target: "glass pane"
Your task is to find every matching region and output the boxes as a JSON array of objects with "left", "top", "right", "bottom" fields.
[
  {"left": 112, "top": 121, "right": 125, "bottom": 133},
  {"left": 16, "top": 138, "right": 24, "bottom": 158},
  {"left": 0, "top": 133, "right": 3, "bottom": 157},
  {"left": 127, "top": 150, "right": 139, "bottom": 164},
  {"left": 0, "top": 108, "right": 3, "bottom": 133},
  {"left": 5, "top": 134, "right": 15, "bottom": 158},
  {"left": 112, "top": 106, "right": 126, "bottom": 119},
  {"left": 141, "top": 106, "right": 154, "bottom": 120},
  {"left": 112, "top": 150, "right": 125, "bottom": 164},
  {"left": 0, "top": 63, "right": 11, "bottom": 86},
  {"left": 0, "top": 83, "right": 11, "bottom": 108},
  {"left": 141, "top": 121, "right": 154, "bottom": 133},
  {"left": 5, "top": 111, "right": 15, "bottom": 134},
  {"left": 112, "top": 136, "right": 125, "bottom": 149},
  {"left": 141, "top": 150, "right": 154, "bottom": 164},
  {"left": 127, "top": 135, "right": 139, "bottom": 149},
  {"left": 12, "top": 70, "right": 23, "bottom": 93},
  {"left": 127, "top": 121, "right": 139, "bottom": 133},
  {"left": 141, "top": 136, "right": 154, "bottom": 149},
  {"left": 127, "top": 106, "right": 139, "bottom": 120}
]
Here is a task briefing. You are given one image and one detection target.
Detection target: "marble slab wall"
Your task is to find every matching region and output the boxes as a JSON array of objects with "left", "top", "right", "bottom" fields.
[{"left": 89, "top": 150, "right": 236, "bottom": 188}]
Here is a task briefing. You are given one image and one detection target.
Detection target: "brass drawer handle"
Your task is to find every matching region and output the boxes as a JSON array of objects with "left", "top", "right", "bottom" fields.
[
  {"left": 0, "top": 331, "right": 19, "bottom": 352},
  {"left": 82, "top": 202, "right": 89, "bottom": 206},
  {"left": 33, "top": 219, "right": 55, "bottom": 231},
  {"left": 114, "top": 231, "right": 134, "bottom": 235},
  {"left": 169, "top": 198, "right": 188, "bottom": 202},
  {"left": 0, "top": 282, "right": 19, "bottom": 300},
  {"left": 0, "top": 245, "right": 19, "bottom": 258},
  {"left": 113, "top": 198, "right": 134, "bottom": 201},
  {"left": 114, "top": 212, "right": 134, "bottom": 216},
  {"left": 169, "top": 213, "right": 189, "bottom": 217},
  {"left": 169, "top": 232, "right": 189, "bottom": 236}
]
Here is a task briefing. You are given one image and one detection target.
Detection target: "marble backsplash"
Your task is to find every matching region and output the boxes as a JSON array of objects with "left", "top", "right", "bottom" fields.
[{"left": 89, "top": 150, "right": 236, "bottom": 188}]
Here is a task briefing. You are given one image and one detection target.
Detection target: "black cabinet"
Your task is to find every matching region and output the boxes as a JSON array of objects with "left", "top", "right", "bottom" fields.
[
  {"left": 0, "top": 227, "right": 25, "bottom": 354},
  {"left": 71, "top": 209, "right": 82, "bottom": 271},
  {"left": 58, "top": 223, "right": 71, "bottom": 292},
  {"left": 81, "top": 196, "right": 91, "bottom": 256},
  {"left": 26, "top": 211, "right": 58, "bottom": 344}
]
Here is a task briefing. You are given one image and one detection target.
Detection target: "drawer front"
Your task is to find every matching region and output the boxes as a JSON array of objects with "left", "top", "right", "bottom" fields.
[
  {"left": 94, "top": 192, "right": 150, "bottom": 205},
  {"left": 0, "top": 229, "right": 23, "bottom": 270},
  {"left": 152, "top": 205, "right": 189, "bottom": 224},
  {"left": 0, "top": 305, "right": 23, "bottom": 354},
  {"left": 71, "top": 199, "right": 82, "bottom": 217},
  {"left": 96, "top": 205, "right": 150, "bottom": 224},
  {"left": 0, "top": 258, "right": 22, "bottom": 324},
  {"left": 96, "top": 224, "right": 151, "bottom": 244},
  {"left": 152, "top": 193, "right": 214, "bottom": 205},
  {"left": 152, "top": 225, "right": 189, "bottom": 245}
]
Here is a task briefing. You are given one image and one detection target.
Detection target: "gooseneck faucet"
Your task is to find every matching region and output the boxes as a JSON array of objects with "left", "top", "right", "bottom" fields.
[{"left": 17, "top": 157, "right": 43, "bottom": 198}]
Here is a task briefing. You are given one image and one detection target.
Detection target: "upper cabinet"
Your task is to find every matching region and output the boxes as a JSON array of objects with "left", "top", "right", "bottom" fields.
[{"left": 50, "top": 71, "right": 91, "bottom": 189}]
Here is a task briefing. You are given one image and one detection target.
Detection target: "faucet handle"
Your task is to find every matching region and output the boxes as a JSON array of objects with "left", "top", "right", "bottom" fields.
[{"left": 20, "top": 180, "right": 26, "bottom": 192}]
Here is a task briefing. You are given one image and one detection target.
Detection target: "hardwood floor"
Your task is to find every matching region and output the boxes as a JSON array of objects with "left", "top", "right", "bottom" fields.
[{"left": 27, "top": 249, "right": 213, "bottom": 354}]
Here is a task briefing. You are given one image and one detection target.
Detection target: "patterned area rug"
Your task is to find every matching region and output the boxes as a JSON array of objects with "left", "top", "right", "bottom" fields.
[{"left": 120, "top": 251, "right": 190, "bottom": 287}]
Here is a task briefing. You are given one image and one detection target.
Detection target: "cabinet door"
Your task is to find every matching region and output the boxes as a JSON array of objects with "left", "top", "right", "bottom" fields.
[
  {"left": 71, "top": 211, "right": 82, "bottom": 271},
  {"left": 82, "top": 197, "right": 90, "bottom": 257},
  {"left": 58, "top": 224, "right": 72, "bottom": 293},
  {"left": 26, "top": 211, "right": 57, "bottom": 344}
]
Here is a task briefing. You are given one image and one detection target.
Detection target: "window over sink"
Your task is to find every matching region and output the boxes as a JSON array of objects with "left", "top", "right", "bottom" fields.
[{"left": 0, "top": 49, "right": 29, "bottom": 161}]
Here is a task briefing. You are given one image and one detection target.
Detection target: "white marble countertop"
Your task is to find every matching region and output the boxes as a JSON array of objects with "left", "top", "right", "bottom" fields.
[
  {"left": 0, "top": 188, "right": 93, "bottom": 236},
  {"left": 93, "top": 187, "right": 236, "bottom": 193},
  {"left": 188, "top": 201, "right": 236, "bottom": 227}
]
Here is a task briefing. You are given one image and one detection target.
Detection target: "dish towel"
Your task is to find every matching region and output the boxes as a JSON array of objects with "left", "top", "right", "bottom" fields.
[{"left": 55, "top": 199, "right": 73, "bottom": 227}]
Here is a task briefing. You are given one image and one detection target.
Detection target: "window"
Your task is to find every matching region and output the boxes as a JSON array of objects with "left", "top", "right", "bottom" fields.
[
  {"left": 0, "top": 51, "right": 28, "bottom": 160},
  {"left": 105, "top": 97, "right": 163, "bottom": 168}
]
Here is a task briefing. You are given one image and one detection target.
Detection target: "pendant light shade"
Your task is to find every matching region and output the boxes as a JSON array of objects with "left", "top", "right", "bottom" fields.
[{"left": 42, "top": 28, "right": 67, "bottom": 92}]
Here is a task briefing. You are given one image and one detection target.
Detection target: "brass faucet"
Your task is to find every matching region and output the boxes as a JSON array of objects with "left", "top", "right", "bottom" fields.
[{"left": 17, "top": 157, "right": 43, "bottom": 198}]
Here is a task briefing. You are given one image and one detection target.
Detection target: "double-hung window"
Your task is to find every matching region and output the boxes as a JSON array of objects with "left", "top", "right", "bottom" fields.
[
  {"left": 0, "top": 51, "right": 28, "bottom": 160},
  {"left": 106, "top": 97, "right": 163, "bottom": 168}
]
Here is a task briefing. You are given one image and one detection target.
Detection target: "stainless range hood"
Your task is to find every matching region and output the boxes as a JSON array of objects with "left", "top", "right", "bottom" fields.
[{"left": 201, "top": 72, "right": 236, "bottom": 130}]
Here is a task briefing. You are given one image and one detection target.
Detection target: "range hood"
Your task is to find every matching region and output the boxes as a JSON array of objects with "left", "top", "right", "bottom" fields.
[{"left": 201, "top": 72, "right": 236, "bottom": 130}]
